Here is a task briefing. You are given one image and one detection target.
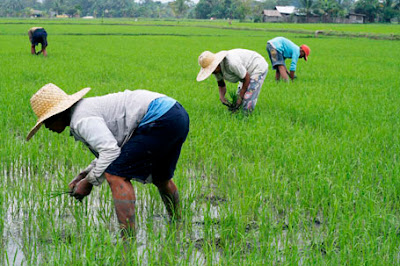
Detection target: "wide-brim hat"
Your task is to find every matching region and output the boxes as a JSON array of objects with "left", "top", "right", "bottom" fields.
[
  {"left": 26, "top": 83, "right": 90, "bottom": 141},
  {"left": 300, "top": 45, "right": 310, "bottom": 61},
  {"left": 196, "top": 50, "right": 228, "bottom": 81}
]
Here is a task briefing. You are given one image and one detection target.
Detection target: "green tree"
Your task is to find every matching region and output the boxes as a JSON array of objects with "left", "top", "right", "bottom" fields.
[
  {"left": 314, "top": 0, "right": 342, "bottom": 18},
  {"left": 0, "top": 0, "right": 24, "bottom": 16},
  {"left": 169, "top": 0, "right": 190, "bottom": 18},
  {"left": 232, "top": 0, "right": 251, "bottom": 20},
  {"left": 379, "top": 0, "right": 399, "bottom": 22},
  {"left": 194, "top": 0, "right": 214, "bottom": 18},
  {"left": 354, "top": 0, "right": 378, "bottom": 22},
  {"left": 299, "top": 0, "right": 315, "bottom": 21}
]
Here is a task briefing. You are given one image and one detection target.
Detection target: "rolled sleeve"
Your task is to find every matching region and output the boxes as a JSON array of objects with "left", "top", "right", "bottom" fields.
[{"left": 74, "top": 117, "right": 121, "bottom": 186}]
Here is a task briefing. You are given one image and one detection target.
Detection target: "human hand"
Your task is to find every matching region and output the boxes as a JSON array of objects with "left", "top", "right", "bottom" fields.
[
  {"left": 227, "top": 96, "right": 242, "bottom": 112},
  {"left": 236, "top": 96, "right": 243, "bottom": 106},
  {"left": 229, "top": 102, "right": 240, "bottom": 113},
  {"left": 70, "top": 178, "right": 93, "bottom": 202},
  {"left": 286, "top": 70, "right": 297, "bottom": 80},
  {"left": 68, "top": 171, "right": 89, "bottom": 191},
  {"left": 222, "top": 102, "right": 231, "bottom": 107}
]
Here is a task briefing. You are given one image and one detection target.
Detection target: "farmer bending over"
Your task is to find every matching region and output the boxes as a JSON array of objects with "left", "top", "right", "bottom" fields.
[
  {"left": 266, "top": 37, "right": 310, "bottom": 82},
  {"left": 26, "top": 84, "right": 189, "bottom": 237},
  {"left": 196, "top": 49, "right": 268, "bottom": 113},
  {"left": 28, "top": 27, "right": 48, "bottom": 56}
]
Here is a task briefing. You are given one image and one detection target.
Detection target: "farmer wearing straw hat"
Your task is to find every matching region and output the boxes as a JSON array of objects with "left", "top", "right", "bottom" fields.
[
  {"left": 197, "top": 49, "right": 268, "bottom": 113},
  {"left": 27, "top": 83, "right": 189, "bottom": 237},
  {"left": 266, "top": 37, "right": 310, "bottom": 82},
  {"left": 28, "top": 27, "right": 48, "bottom": 56}
]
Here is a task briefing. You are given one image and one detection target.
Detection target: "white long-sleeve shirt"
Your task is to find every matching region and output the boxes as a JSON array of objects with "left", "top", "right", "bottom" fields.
[
  {"left": 69, "top": 89, "right": 165, "bottom": 186},
  {"left": 214, "top": 49, "right": 268, "bottom": 83}
]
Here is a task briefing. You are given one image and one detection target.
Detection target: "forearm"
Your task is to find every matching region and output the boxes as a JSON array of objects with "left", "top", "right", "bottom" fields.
[
  {"left": 218, "top": 81, "right": 227, "bottom": 103},
  {"left": 83, "top": 159, "right": 97, "bottom": 174},
  {"left": 239, "top": 73, "right": 250, "bottom": 99},
  {"left": 73, "top": 117, "right": 121, "bottom": 186},
  {"left": 87, "top": 148, "right": 120, "bottom": 186}
]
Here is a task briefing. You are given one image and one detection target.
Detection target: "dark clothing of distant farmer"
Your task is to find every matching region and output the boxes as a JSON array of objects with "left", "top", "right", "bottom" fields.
[
  {"left": 28, "top": 27, "right": 48, "bottom": 56},
  {"left": 266, "top": 37, "right": 310, "bottom": 81},
  {"left": 26, "top": 84, "right": 189, "bottom": 237}
]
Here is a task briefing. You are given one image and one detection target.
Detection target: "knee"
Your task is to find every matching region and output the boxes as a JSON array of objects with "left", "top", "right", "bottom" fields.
[
  {"left": 105, "top": 172, "right": 126, "bottom": 186},
  {"left": 154, "top": 179, "right": 176, "bottom": 192}
]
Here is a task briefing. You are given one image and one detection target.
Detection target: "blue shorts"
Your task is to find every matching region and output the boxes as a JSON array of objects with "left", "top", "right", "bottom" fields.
[
  {"left": 105, "top": 102, "right": 189, "bottom": 184},
  {"left": 266, "top": 43, "right": 285, "bottom": 70},
  {"left": 32, "top": 28, "right": 48, "bottom": 47}
]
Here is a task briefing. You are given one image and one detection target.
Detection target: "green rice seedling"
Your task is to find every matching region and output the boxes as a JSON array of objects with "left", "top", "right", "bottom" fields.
[
  {"left": 48, "top": 190, "right": 71, "bottom": 199},
  {"left": 224, "top": 90, "right": 239, "bottom": 112},
  {"left": 227, "top": 90, "right": 238, "bottom": 106}
]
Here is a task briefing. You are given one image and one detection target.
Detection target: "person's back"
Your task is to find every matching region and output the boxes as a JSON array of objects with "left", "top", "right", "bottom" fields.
[
  {"left": 219, "top": 49, "right": 268, "bottom": 83},
  {"left": 70, "top": 90, "right": 165, "bottom": 147},
  {"left": 268, "top": 37, "right": 299, "bottom": 60},
  {"left": 28, "top": 27, "right": 48, "bottom": 56},
  {"left": 227, "top": 49, "right": 268, "bottom": 75}
]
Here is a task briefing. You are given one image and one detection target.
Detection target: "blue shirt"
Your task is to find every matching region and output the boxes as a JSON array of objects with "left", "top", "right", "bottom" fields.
[
  {"left": 139, "top": 96, "right": 176, "bottom": 127},
  {"left": 268, "top": 37, "right": 300, "bottom": 71}
]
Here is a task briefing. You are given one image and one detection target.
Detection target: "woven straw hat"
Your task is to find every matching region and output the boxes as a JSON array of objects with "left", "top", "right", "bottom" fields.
[
  {"left": 196, "top": 50, "right": 228, "bottom": 82},
  {"left": 26, "top": 83, "right": 90, "bottom": 141}
]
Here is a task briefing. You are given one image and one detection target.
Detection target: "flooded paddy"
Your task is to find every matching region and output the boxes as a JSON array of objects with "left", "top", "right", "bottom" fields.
[{"left": 2, "top": 164, "right": 329, "bottom": 265}]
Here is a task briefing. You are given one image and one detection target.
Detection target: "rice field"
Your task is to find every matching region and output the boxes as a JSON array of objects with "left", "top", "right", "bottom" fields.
[{"left": 1, "top": 19, "right": 400, "bottom": 264}]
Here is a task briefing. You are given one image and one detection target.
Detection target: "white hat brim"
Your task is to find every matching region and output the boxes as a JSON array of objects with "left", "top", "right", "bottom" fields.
[
  {"left": 26, "top": 87, "right": 91, "bottom": 141},
  {"left": 196, "top": 51, "right": 228, "bottom": 82}
]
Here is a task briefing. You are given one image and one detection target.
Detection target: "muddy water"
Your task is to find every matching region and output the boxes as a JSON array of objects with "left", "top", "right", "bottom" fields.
[
  {"left": 3, "top": 188, "right": 222, "bottom": 265},
  {"left": 2, "top": 167, "right": 321, "bottom": 264}
]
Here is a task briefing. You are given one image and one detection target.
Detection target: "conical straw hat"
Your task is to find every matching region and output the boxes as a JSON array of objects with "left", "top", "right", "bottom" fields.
[
  {"left": 196, "top": 50, "right": 228, "bottom": 82},
  {"left": 26, "top": 83, "right": 90, "bottom": 141}
]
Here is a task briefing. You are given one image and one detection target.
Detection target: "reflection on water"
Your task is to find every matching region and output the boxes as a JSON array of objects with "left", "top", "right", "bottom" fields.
[
  {"left": 5, "top": 238, "right": 24, "bottom": 265},
  {"left": 2, "top": 167, "right": 320, "bottom": 264},
  {"left": 3, "top": 178, "right": 222, "bottom": 265}
]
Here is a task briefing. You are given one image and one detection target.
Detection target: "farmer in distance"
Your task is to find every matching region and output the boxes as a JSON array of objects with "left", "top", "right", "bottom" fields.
[
  {"left": 26, "top": 83, "right": 189, "bottom": 237},
  {"left": 266, "top": 37, "right": 310, "bottom": 82},
  {"left": 196, "top": 49, "right": 268, "bottom": 113},
  {"left": 28, "top": 27, "right": 48, "bottom": 56}
]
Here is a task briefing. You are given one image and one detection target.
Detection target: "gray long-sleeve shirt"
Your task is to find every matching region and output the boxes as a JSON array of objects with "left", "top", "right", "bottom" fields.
[{"left": 69, "top": 89, "right": 165, "bottom": 186}]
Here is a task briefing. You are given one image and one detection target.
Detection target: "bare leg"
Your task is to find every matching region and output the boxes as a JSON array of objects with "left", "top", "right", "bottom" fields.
[
  {"left": 105, "top": 173, "right": 136, "bottom": 238},
  {"left": 278, "top": 65, "right": 289, "bottom": 81},
  {"left": 275, "top": 70, "right": 280, "bottom": 81},
  {"left": 42, "top": 47, "right": 47, "bottom": 57},
  {"left": 153, "top": 179, "right": 180, "bottom": 221}
]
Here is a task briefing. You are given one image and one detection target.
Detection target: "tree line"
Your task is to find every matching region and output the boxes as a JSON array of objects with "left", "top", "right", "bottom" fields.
[{"left": 0, "top": 0, "right": 399, "bottom": 22}]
